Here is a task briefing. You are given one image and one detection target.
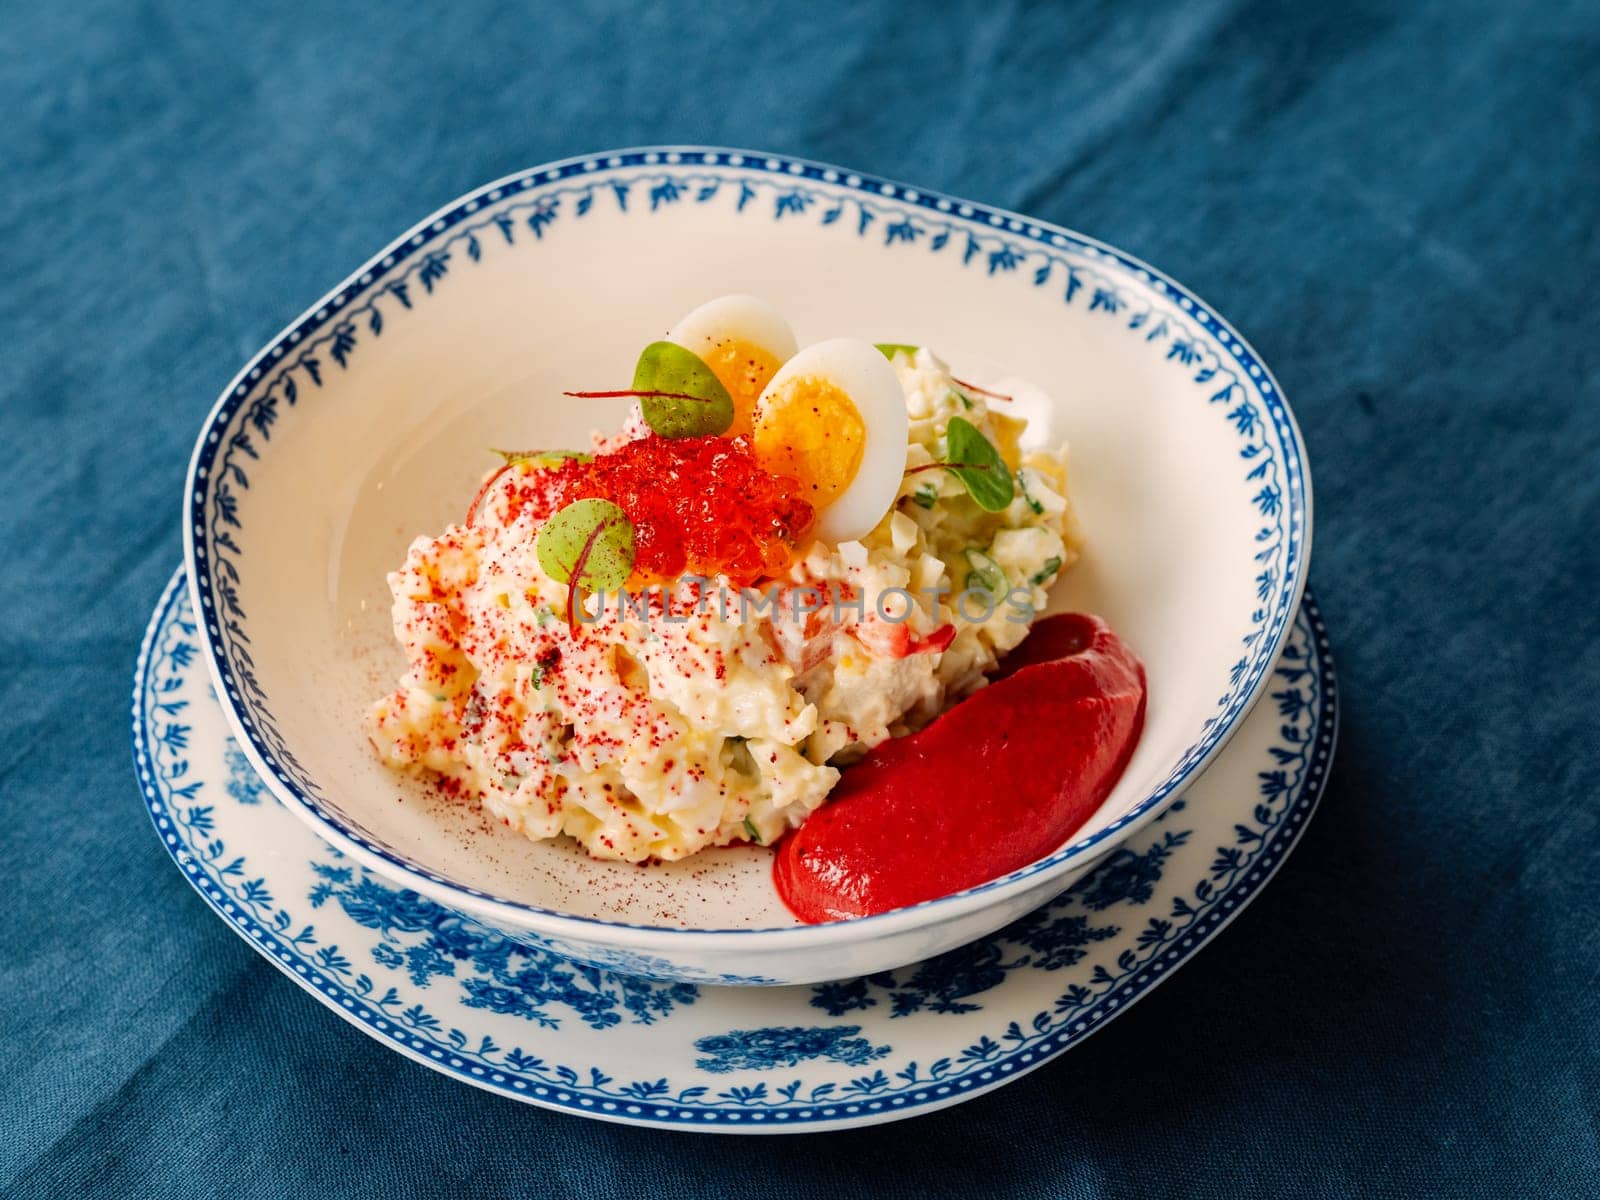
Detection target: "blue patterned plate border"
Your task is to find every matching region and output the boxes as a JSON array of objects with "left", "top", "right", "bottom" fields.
[
  {"left": 134, "top": 567, "right": 1338, "bottom": 1132},
  {"left": 183, "top": 145, "right": 1311, "bottom": 942}
]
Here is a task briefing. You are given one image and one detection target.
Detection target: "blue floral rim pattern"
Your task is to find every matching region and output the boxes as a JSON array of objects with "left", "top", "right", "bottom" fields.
[
  {"left": 184, "top": 146, "right": 1310, "bottom": 935},
  {"left": 134, "top": 568, "right": 1336, "bottom": 1129}
]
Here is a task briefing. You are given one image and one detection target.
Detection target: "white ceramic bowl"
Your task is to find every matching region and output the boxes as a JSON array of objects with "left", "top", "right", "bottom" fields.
[{"left": 183, "top": 147, "right": 1310, "bottom": 986}]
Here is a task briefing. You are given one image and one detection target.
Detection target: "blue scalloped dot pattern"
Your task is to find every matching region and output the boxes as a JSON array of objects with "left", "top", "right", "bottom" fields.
[{"left": 134, "top": 569, "right": 1335, "bottom": 1127}]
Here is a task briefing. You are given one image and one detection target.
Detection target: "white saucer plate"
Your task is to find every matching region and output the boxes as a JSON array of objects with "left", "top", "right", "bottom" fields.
[{"left": 134, "top": 568, "right": 1336, "bottom": 1133}]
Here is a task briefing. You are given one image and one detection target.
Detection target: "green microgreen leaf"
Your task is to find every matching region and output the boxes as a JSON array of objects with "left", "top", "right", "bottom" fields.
[
  {"left": 875, "top": 343, "right": 919, "bottom": 361},
  {"left": 944, "top": 416, "right": 1015, "bottom": 511},
  {"left": 742, "top": 815, "right": 762, "bottom": 844},
  {"left": 963, "top": 547, "right": 1006, "bottom": 596},
  {"left": 467, "top": 451, "right": 593, "bottom": 527},
  {"left": 630, "top": 341, "right": 733, "bottom": 438},
  {"left": 536, "top": 498, "right": 635, "bottom": 591},
  {"left": 492, "top": 448, "right": 593, "bottom": 467}
]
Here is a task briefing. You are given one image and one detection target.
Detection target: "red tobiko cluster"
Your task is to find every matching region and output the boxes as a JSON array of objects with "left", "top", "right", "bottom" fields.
[{"left": 493, "top": 434, "right": 816, "bottom": 586}]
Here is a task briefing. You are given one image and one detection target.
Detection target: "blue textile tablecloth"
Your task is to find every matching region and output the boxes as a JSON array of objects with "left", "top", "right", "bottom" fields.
[{"left": 2, "top": 2, "right": 1596, "bottom": 1196}]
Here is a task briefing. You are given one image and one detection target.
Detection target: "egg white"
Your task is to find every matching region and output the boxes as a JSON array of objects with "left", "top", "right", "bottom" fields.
[
  {"left": 757, "top": 337, "right": 909, "bottom": 544},
  {"left": 666, "top": 294, "right": 797, "bottom": 365}
]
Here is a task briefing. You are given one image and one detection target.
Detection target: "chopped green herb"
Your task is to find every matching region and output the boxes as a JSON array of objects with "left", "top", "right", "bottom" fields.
[
  {"left": 963, "top": 547, "right": 1006, "bottom": 595},
  {"left": 630, "top": 341, "right": 734, "bottom": 438},
  {"left": 1018, "top": 473, "right": 1045, "bottom": 514},
  {"left": 534, "top": 605, "right": 556, "bottom": 627},
  {"left": 1030, "top": 555, "right": 1063, "bottom": 586},
  {"left": 912, "top": 482, "right": 938, "bottom": 509},
  {"left": 944, "top": 417, "right": 1015, "bottom": 511},
  {"left": 742, "top": 815, "right": 762, "bottom": 844},
  {"left": 875, "top": 342, "right": 919, "bottom": 360},
  {"left": 949, "top": 387, "right": 973, "bottom": 411},
  {"left": 724, "top": 737, "right": 755, "bottom": 777}
]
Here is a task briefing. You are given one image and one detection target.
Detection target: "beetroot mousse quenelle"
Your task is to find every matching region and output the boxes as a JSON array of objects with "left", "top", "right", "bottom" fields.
[{"left": 774, "top": 614, "right": 1146, "bottom": 922}]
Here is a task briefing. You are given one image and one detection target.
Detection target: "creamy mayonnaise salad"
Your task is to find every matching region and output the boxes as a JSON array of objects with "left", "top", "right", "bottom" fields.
[{"left": 368, "top": 299, "right": 1082, "bottom": 863}]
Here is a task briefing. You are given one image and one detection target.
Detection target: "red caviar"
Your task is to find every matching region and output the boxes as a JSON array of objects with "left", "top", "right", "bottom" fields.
[{"left": 507, "top": 435, "right": 815, "bottom": 585}]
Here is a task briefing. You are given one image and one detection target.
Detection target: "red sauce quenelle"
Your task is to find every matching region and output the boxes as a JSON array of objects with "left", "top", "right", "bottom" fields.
[{"left": 774, "top": 613, "right": 1147, "bottom": 923}]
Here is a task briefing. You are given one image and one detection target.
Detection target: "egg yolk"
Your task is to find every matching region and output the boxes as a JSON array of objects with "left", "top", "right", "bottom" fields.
[
  {"left": 751, "top": 376, "right": 866, "bottom": 505},
  {"left": 698, "top": 337, "right": 784, "bottom": 437}
]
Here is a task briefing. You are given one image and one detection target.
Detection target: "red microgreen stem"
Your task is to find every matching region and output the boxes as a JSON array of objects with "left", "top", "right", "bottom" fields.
[
  {"left": 904, "top": 462, "right": 994, "bottom": 475},
  {"left": 563, "top": 389, "right": 717, "bottom": 403},
  {"left": 952, "top": 377, "right": 1013, "bottom": 402},
  {"left": 465, "top": 461, "right": 516, "bottom": 528},
  {"left": 565, "top": 518, "right": 614, "bottom": 635}
]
